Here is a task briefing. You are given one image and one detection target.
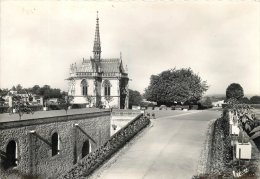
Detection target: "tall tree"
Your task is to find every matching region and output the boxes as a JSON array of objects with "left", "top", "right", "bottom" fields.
[
  {"left": 31, "top": 85, "right": 41, "bottom": 95},
  {"left": 0, "top": 88, "right": 9, "bottom": 98},
  {"left": 226, "top": 83, "right": 244, "bottom": 100},
  {"left": 16, "top": 84, "right": 23, "bottom": 93},
  {"left": 144, "top": 68, "right": 208, "bottom": 105},
  {"left": 129, "top": 89, "right": 142, "bottom": 108},
  {"left": 250, "top": 96, "right": 260, "bottom": 104}
]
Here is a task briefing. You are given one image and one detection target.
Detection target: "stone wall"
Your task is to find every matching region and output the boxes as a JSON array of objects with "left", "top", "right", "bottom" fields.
[
  {"left": 72, "top": 78, "right": 121, "bottom": 108},
  {"left": 59, "top": 114, "right": 150, "bottom": 179},
  {"left": 0, "top": 111, "right": 111, "bottom": 179},
  {"left": 111, "top": 109, "right": 142, "bottom": 136},
  {"left": 111, "top": 109, "right": 141, "bottom": 117}
]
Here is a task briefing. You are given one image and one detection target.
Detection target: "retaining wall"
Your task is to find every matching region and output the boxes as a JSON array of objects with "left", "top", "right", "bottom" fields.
[
  {"left": 59, "top": 113, "right": 150, "bottom": 179},
  {"left": 0, "top": 110, "right": 111, "bottom": 179}
]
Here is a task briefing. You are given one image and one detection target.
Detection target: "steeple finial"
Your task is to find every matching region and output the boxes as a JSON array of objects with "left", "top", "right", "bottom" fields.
[{"left": 93, "top": 11, "right": 101, "bottom": 61}]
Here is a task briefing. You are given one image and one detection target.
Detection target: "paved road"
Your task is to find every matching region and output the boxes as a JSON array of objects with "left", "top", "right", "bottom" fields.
[{"left": 90, "top": 110, "right": 221, "bottom": 179}]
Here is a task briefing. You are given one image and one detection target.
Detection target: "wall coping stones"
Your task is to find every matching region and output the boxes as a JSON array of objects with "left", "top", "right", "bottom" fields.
[
  {"left": 112, "top": 109, "right": 141, "bottom": 116},
  {"left": 0, "top": 110, "right": 110, "bottom": 129}
]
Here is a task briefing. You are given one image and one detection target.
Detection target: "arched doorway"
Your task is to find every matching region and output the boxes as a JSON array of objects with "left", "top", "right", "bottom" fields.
[
  {"left": 51, "top": 133, "right": 59, "bottom": 156},
  {"left": 5, "top": 140, "right": 17, "bottom": 168},
  {"left": 82, "top": 140, "right": 91, "bottom": 158}
]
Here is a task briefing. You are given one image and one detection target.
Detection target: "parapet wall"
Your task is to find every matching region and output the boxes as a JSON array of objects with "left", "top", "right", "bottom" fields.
[
  {"left": 59, "top": 114, "right": 150, "bottom": 179},
  {"left": 0, "top": 110, "right": 111, "bottom": 179},
  {"left": 111, "top": 109, "right": 141, "bottom": 117}
]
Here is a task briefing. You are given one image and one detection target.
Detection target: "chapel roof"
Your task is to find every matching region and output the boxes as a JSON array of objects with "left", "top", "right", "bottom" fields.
[
  {"left": 100, "top": 58, "right": 125, "bottom": 73},
  {"left": 76, "top": 60, "right": 94, "bottom": 73},
  {"left": 70, "top": 58, "right": 126, "bottom": 74}
]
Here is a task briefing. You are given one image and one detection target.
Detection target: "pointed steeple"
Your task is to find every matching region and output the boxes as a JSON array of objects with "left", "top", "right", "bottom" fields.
[{"left": 93, "top": 11, "right": 101, "bottom": 61}]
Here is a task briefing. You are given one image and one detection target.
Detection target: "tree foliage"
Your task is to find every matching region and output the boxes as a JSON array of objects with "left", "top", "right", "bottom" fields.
[
  {"left": 144, "top": 68, "right": 208, "bottom": 105},
  {"left": 27, "top": 85, "right": 62, "bottom": 100},
  {"left": 239, "top": 97, "right": 250, "bottom": 104},
  {"left": 250, "top": 96, "right": 260, "bottom": 104},
  {"left": 0, "top": 88, "right": 9, "bottom": 98},
  {"left": 1, "top": 84, "right": 63, "bottom": 101},
  {"left": 199, "top": 97, "right": 213, "bottom": 108},
  {"left": 129, "top": 89, "right": 142, "bottom": 108},
  {"left": 226, "top": 83, "right": 244, "bottom": 100},
  {"left": 58, "top": 93, "right": 73, "bottom": 114}
]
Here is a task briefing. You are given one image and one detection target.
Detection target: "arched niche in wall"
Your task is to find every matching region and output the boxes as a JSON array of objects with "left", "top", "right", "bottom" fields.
[
  {"left": 4, "top": 140, "right": 18, "bottom": 169},
  {"left": 82, "top": 140, "right": 91, "bottom": 158},
  {"left": 51, "top": 132, "right": 59, "bottom": 156}
]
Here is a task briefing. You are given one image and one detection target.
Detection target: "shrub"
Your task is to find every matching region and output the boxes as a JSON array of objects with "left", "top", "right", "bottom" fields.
[
  {"left": 182, "top": 105, "right": 189, "bottom": 110},
  {"left": 28, "top": 105, "right": 43, "bottom": 111},
  {"left": 250, "top": 96, "right": 260, "bottom": 104},
  {"left": 71, "top": 104, "right": 85, "bottom": 109},
  {"left": 198, "top": 97, "right": 213, "bottom": 109},
  {"left": 190, "top": 105, "right": 198, "bottom": 110},
  {"left": 48, "top": 104, "right": 62, "bottom": 110},
  {"left": 0, "top": 106, "right": 9, "bottom": 113}
]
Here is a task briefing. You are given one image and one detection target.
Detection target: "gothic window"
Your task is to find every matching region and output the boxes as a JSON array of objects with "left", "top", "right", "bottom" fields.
[
  {"left": 103, "top": 80, "right": 111, "bottom": 96},
  {"left": 5, "top": 140, "right": 18, "bottom": 168},
  {"left": 82, "top": 140, "right": 91, "bottom": 158},
  {"left": 52, "top": 133, "right": 59, "bottom": 156},
  {"left": 81, "top": 79, "right": 88, "bottom": 96}
]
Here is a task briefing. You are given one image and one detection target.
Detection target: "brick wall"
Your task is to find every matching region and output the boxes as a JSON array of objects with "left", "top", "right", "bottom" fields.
[{"left": 0, "top": 111, "right": 110, "bottom": 179}]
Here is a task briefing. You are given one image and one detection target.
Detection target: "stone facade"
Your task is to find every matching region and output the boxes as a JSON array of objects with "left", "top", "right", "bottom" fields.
[
  {"left": 67, "top": 13, "right": 129, "bottom": 109},
  {"left": 0, "top": 111, "right": 110, "bottom": 178}
]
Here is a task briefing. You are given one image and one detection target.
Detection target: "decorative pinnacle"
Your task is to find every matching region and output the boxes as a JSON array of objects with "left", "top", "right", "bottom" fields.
[{"left": 93, "top": 10, "right": 101, "bottom": 60}]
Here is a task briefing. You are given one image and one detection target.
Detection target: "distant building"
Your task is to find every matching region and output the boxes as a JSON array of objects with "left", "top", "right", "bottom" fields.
[
  {"left": 67, "top": 13, "right": 129, "bottom": 109},
  {"left": 212, "top": 100, "right": 225, "bottom": 107},
  {"left": 47, "top": 98, "right": 59, "bottom": 104},
  {"left": 3, "top": 91, "right": 43, "bottom": 106}
]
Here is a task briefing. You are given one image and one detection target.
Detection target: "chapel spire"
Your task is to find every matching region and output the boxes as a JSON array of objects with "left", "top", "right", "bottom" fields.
[{"left": 93, "top": 11, "right": 101, "bottom": 61}]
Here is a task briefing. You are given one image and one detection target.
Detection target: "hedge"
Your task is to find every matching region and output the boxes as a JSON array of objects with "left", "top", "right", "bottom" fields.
[{"left": 0, "top": 106, "right": 9, "bottom": 113}]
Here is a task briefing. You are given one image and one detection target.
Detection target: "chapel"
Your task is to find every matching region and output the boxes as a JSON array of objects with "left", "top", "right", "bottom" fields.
[{"left": 67, "top": 12, "right": 129, "bottom": 109}]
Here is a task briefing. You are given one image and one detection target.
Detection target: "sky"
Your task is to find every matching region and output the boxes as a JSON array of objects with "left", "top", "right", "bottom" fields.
[{"left": 0, "top": 1, "right": 259, "bottom": 96}]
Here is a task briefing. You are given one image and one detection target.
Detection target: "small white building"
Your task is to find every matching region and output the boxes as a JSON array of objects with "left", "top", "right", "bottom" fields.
[
  {"left": 212, "top": 100, "right": 225, "bottom": 107},
  {"left": 4, "top": 91, "right": 43, "bottom": 106}
]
